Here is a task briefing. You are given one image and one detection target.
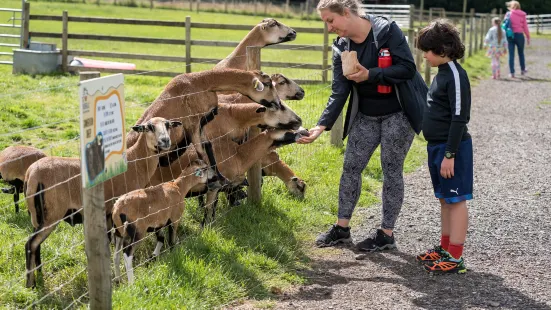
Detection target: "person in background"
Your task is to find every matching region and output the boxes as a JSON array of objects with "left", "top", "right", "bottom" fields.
[
  {"left": 485, "top": 17, "right": 508, "bottom": 79},
  {"left": 505, "top": 1, "right": 530, "bottom": 78},
  {"left": 298, "top": 0, "right": 427, "bottom": 252},
  {"left": 415, "top": 20, "right": 473, "bottom": 274}
]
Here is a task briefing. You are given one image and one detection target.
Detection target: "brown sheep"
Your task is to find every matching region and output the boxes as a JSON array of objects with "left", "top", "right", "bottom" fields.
[
  {"left": 214, "top": 19, "right": 296, "bottom": 70},
  {"left": 23, "top": 117, "right": 181, "bottom": 288},
  {"left": 125, "top": 69, "right": 281, "bottom": 161},
  {"left": 148, "top": 101, "right": 302, "bottom": 187},
  {"left": 0, "top": 146, "right": 46, "bottom": 213},
  {"left": 218, "top": 73, "right": 305, "bottom": 104},
  {"left": 112, "top": 159, "right": 221, "bottom": 284}
]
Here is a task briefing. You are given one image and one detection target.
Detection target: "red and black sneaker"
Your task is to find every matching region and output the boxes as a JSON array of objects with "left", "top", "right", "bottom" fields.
[{"left": 416, "top": 245, "right": 445, "bottom": 263}]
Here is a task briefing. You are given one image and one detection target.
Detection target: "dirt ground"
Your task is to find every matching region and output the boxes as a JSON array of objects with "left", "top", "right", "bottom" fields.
[{"left": 231, "top": 37, "right": 551, "bottom": 310}]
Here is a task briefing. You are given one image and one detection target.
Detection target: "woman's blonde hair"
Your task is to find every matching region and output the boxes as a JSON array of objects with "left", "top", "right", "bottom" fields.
[
  {"left": 316, "top": 0, "right": 365, "bottom": 16},
  {"left": 506, "top": 1, "right": 521, "bottom": 10}
]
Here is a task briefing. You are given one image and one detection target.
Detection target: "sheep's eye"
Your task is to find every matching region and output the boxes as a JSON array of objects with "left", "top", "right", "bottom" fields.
[
  {"left": 147, "top": 123, "right": 154, "bottom": 132},
  {"left": 278, "top": 81, "right": 287, "bottom": 85},
  {"left": 164, "top": 121, "right": 170, "bottom": 129}
]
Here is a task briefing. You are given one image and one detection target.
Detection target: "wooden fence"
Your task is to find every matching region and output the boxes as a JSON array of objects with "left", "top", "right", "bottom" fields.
[{"left": 24, "top": 3, "right": 331, "bottom": 84}]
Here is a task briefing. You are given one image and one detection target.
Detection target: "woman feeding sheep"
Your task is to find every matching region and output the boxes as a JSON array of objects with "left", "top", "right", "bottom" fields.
[{"left": 298, "top": 0, "right": 426, "bottom": 251}]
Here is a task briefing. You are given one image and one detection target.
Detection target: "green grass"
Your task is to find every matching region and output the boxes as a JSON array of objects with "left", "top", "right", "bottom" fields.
[{"left": 0, "top": 3, "right": 496, "bottom": 308}]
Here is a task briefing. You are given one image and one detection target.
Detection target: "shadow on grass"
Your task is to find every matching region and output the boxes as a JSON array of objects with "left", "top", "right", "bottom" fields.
[{"left": 166, "top": 196, "right": 311, "bottom": 301}]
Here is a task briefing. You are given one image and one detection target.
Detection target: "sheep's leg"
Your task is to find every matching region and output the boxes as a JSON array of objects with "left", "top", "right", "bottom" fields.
[
  {"left": 152, "top": 231, "right": 165, "bottom": 257},
  {"left": 168, "top": 220, "right": 177, "bottom": 246},
  {"left": 25, "top": 226, "right": 55, "bottom": 288},
  {"left": 122, "top": 237, "right": 137, "bottom": 284},
  {"left": 201, "top": 190, "right": 219, "bottom": 227},
  {"left": 13, "top": 186, "right": 20, "bottom": 213},
  {"left": 113, "top": 237, "right": 123, "bottom": 281}
]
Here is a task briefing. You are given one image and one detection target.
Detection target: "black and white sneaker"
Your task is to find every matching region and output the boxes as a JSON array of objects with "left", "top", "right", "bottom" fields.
[
  {"left": 315, "top": 224, "right": 352, "bottom": 248},
  {"left": 356, "top": 229, "right": 397, "bottom": 252}
]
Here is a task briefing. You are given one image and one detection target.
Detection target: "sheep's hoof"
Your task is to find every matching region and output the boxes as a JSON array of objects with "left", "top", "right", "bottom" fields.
[
  {"left": 227, "top": 189, "right": 247, "bottom": 207},
  {"left": 1, "top": 187, "right": 15, "bottom": 194},
  {"left": 286, "top": 177, "right": 306, "bottom": 199}
]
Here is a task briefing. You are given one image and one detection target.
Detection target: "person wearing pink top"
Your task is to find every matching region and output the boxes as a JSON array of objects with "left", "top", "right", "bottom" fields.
[{"left": 505, "top": 1, "right": 530, "bottom": 77}]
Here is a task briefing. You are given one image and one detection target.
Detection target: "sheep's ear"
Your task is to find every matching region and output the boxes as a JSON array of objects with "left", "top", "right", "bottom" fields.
[
  {"left": 253, "top": 78, "right": 264, "bottom": 92},
  {"left": 132, "top": 125, "right": 146, "bottom": 132},
  {"left": 169, "top": 121, "right": 183, "bottom": 128},
  {"left": 255, "top": 106, "right": 267, "bottom": 113}
]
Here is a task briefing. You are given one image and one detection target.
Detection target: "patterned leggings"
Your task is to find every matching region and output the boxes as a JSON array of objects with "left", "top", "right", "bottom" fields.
[
  {"left": 492, "top": 55, "right": 502, "bottom": 77},
  {"left": 338, "top": 111, "right": 414, "bottom": 229}
]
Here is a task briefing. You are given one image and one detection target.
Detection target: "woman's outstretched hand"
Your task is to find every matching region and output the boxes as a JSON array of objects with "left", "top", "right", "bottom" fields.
[
  {"left": 345, "top": 63, "right": 369, "bottom": 83},
  {"left": 297, "top": 125, "right": 326, "bottom": 144}
]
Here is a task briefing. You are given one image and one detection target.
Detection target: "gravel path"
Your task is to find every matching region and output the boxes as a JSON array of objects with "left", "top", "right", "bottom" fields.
[{"left": 247, "top": 38, "right": 551, "bottom": 310}]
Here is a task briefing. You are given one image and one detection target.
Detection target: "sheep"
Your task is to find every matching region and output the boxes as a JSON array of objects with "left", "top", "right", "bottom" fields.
[
  {"left": 112, "top": 159, "right": 221, "bottom": 284},
  {"left": 23, "top": 117, "right": 181, "bottom": 288},
  {"left": 0, "top": 146, "right": 47, "bottom": 213},
  {"left": 218, "top": 73, "right": 305, "bottom": 104},
  {"left": 125, "top": 69, "right": 281, "bottom": 159},
  {"left": 200, "top": 128, "right": 309, "bottom": 225},
  {"left": 214, "top": 19, "right": 296, "bottom": 70},
  {"left": 148, "top": 101, "right": 302, "bottom": 187}
]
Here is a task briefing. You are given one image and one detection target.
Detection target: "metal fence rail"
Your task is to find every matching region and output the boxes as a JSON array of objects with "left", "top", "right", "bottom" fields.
[{"left": 0, "top": 7, "right": 22, "bottom": 65}]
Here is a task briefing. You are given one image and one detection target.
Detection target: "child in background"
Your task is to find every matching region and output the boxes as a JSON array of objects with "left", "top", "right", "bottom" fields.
[
  {"left": 485, "top": 17, "right": 508, "bottom": 79},
  {"left": 415, "top": 19, "right": 473, "bottom": 274}
]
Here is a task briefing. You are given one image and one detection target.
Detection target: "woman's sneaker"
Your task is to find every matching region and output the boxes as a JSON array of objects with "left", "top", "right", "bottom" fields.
[
  {"left": 416, "top": 245, "right": 445, "bottom": 263},
  {"left": 423, "top": 252, "right": 467, "bottom": 274},
  {"left": 356, "top": 229, "right": 397, "bottom": 252},
  {"left": 315, "top": 224, "right": 352, "bottom": 248}
]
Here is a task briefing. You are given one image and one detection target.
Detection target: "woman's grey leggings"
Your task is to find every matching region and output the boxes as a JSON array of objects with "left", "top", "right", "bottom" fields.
[{"left": 338, "top": 111, "right": 414, "bottom": 230}]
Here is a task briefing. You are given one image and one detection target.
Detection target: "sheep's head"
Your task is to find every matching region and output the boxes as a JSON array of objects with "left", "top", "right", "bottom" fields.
[
  {"left": 286, "top": 176, "right": 306, "bottom": 199},
  {"left": 256, "top": 101, "right": 302, "bottom": 130},
  {"left": 271, "top": 73, "right": 305, "bottom": 100},
  {"left": 131, "top": 117, "right": 183, "bottom": 153},
  {"left": 248, "top": 71, "right": 281, "bottom": 110},
  {"left": 259, "top": 18, "right": 296, "bottom": 45},
  {"left": 185, "top": 159, "right": 222, "bottom": 190},
  {"left": 266, "top": 127, "right": 309, "bottom": 148}
]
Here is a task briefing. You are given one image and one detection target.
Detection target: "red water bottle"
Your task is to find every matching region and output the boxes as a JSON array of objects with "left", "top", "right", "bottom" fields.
[{"left": 378, "top": 48, "right": 392, "bottom": 94}]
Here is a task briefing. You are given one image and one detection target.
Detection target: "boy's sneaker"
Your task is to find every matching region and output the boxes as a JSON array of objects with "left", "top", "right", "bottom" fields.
[
  {"left": 423, "top": 253, "right": 467, "bottom": 274},
  {"left": 521, "top": 69, "right": 528, "bottom": 75},
  {"left": 416, "top": 245, "right": 446, "bottom": 263},
  {"left": 356, "top": 229, "right": 397, "bottom": 252},
  {"left": 315, "top": 224, "right": 352, "bottom": 247}
]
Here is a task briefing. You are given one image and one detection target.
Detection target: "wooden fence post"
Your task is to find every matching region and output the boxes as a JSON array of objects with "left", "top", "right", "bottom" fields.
[
  {"left": 185, "top": 16, "right": 191, "bottom": 73},
  {"left": 424, "top": 59, "right": 431, "bottom": 85},
  {"left": 224, "top": 0, "right": 228, "bottom": 13},
  {"left": 330, "top": 113, "right": 343, "bottom": 147},
  {"left": 80, "top": 71, "right": 112, "bottom": 310},
  {"left": 418, "top": 0, "right": 424, "bottom": 26},
  {"left": 285, "top": 0, "right": 289, "bottom": 14},
  {"left": 253, "top": 0, "right": 257, "bottom": 16},
  {"left": 408, "top": 4, "right": 415, "bottom": 50},
  {"left": 460, "top": 1, "right": 467, "bottom": 63},
  {"left": 537, "top": 15, "right": 541, "bottom": 34},
  {"left": 196, "top": 0, "right": 200, "bottom": 12},
  {"left": 322, "top": 23, "right": 328, "bottom": 83},
  {"left": 22, "top": 2, "right": 30, "bottom": 49},
  {"left": 263, "top": 0, "right": 268, "bottom": 16},
  {"left": 415, "top": 28, "right": 423, "bottom": 72},
  {"left": 469, "top": 8, "right": 475, "bottom": 57},
  {"left": 473, "top": 14, "right": 479, "bottom": 53},
  {"left": 246, "top": 46, "right": 262, "bottom": 205},
  {"left": 62, "top": 11, "right": 68, "bottom": 72},
  {"left": 479, "top": 15, "right": 484, "bottom": 50},
  {"left": 189, "top": 0, "right": 192, "bottom": 11},
  {"left": 428, "top": 7, "right": 433, "bottom": 22}
]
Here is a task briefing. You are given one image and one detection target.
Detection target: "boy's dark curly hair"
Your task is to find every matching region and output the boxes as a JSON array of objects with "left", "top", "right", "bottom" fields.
[{"left": 416, "top": 19, "right": 465, "bottom": 60}]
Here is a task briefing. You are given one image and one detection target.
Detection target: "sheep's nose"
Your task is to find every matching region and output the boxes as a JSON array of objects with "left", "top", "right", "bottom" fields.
[{"left": 160, "top": 137, "right": 170, "bottom": 147}]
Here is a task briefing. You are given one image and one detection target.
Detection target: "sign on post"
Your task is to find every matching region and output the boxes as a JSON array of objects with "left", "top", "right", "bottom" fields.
[{"left": 79, "top": 73, "right": 127, "bottom": 188}]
